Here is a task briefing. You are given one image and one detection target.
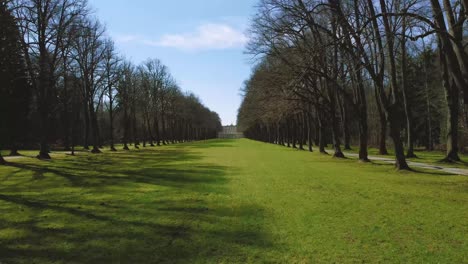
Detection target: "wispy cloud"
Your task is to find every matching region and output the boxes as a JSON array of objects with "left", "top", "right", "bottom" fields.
[
  {"left": 115, "top": 23, "right": 248, "bottom": 51},
  {"left": 114, "top": 34, "right": 140, "bottom": 43}
]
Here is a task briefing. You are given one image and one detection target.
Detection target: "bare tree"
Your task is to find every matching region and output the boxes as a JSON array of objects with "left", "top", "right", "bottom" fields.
[
  {"left": 13, "top": 0, "right": 87, "bottom": 159},
  {"left": 73, "top": 17, "right": 106, "bottom": 153},
  {"left": 102, "top": 39, "right": 120, "bottom": 151}
]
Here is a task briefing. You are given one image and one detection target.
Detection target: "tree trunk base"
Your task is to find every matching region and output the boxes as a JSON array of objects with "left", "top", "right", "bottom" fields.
[
  {"left": 378, "top": 150, "right": 389, "bottom": 155},
  {"left": 9, "top": 150, "right": 20, "bottom": 157},
  {"left": 344, "top": 145, "right": 352, "bottom": 150},
  {"left": 37, "top": 152, "right": 51, "bottom": 160},
  {"left": 395, "top": 161, "right": 411, "bottom": 171},
  {"left": 91, "top": 147, "right": 101, "bottom": 154},
  {"left": 123, "top": 146, "right": 130, "bottom": 151},
  {"left": 0, "top": 156, "right": 5, "bottom": 165},
  {"left": 359, "top": 158, "right": 371, "bottom": 163},
  {"left": 333, "top": 151, "right": 346, "bottom": 158},
  {"left": 110, "top": 147, "right": 117, "bottom": 152},
  {"left": 406, "top": 152, "right": 418, "bottom": 158},
  {"left": 440, "top": 152, "right": 461, "bottom": 163}
]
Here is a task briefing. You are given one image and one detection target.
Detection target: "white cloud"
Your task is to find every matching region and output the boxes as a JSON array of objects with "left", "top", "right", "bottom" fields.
[
  {"left": 114, "top": 34, "right": 140, "bottom": 43},
  {"left": 114, "top": 23, "right": 248, "bottom": 51},
  {"left": 155, "top": 23, "right": 248, "bottom": 51}
]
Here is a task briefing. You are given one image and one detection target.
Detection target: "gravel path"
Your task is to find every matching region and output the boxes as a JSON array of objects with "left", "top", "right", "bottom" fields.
[{"left": 343, "top": 152, "right": 468, "bottom": 176}]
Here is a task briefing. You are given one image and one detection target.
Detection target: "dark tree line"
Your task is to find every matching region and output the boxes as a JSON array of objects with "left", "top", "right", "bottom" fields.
[
  {"left": 0, "top": 1, "right": 30, "bottom": 163},
  {"left": 0, "top": 0, "right": 221, "bottom": 162},
  {"left": 239, "top": 0, "right": 468, "bottom": 170}
]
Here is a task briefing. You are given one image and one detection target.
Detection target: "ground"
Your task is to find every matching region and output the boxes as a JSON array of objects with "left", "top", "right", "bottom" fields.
[
  {"left": 0, "top": 139, "right": 467, "bottom": 263},
  {"left": 343, "top": 146, "right": 468, "bottom": 169}
]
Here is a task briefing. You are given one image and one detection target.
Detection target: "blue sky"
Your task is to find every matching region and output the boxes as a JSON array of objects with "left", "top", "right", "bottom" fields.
[{"left": 89, "top": 0, "right": 256, "bottom": 125}]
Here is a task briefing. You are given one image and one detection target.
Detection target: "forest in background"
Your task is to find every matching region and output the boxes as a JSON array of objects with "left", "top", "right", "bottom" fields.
[
  {"left": 0, "top": 0, "right": 222, "bottom": 162},
  {"left": 238, "top": 0, "right": 468, "bottom": 170}
]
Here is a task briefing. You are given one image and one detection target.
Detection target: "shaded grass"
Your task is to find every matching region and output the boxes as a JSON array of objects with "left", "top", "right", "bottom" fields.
[
  {"left": 0, "top": 141, "right": 270, "bottom": 263},
  {"left": 0, "top": 139, "right": 467, "bottom": 263}
]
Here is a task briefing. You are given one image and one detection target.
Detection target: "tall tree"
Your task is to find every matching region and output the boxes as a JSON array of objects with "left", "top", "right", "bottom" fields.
[
  {"left": 102, "top": 39, "right": 119, "bottom": 151},
  {"left": 13, "top": 0, "right": 87, "bottom": 159},
  {"left": 0, "top": 1, "right": 30, "bottom": 159},
  {"left": 74, "top": 18, "right": 106, "bottom": 153}
]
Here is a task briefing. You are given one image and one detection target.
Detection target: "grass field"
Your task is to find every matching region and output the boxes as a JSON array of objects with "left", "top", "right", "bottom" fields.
[{"left": 0, "top": 139, "right": 467, "bottom": 263}]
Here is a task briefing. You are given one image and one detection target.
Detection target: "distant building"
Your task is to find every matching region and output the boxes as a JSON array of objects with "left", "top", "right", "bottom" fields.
[{"left": 218, "top": 125, "right": 243, "bottom": 139}]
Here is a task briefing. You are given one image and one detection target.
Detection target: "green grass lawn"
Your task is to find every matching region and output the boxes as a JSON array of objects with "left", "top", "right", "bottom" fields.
[{"left": 0, "top": 139, "right": 467, "bottom": 263}]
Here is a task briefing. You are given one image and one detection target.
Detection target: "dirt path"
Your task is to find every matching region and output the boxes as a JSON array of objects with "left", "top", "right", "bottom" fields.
[{"left": 343, "top": 152, "right": 468, "bottom": 176}]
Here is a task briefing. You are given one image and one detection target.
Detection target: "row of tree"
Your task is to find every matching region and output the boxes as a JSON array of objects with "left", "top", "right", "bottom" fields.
[
  {"left": 239, "top": 0, "right": 468, "bottom": 170},
  {"left": 0, "top": 0, "right": 221, "bottom": 163}
]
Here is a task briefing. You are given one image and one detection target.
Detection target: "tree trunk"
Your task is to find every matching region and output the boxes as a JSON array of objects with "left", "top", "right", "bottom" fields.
[
  {"left": 423, "top": 45, "right": 434, "bottom": 151},
  {"left": 123, "top": 107, "right": 130, "bottom": 150},
  {"left": 331, "top": 118, "right": 344, "bottom": 158},
  {"left": 401, "top": 19, "right": 417, "bottom": 158},
  {"left": 444, "top": 83, "right": 460, "bottom": 162},
  {"left": 38, "top": 105, "right": 51, "bottom": 159},
  {"left": 379, "top": 0, "right": 410, "bottom": 170},
  {"left": 299, "top": 114, "right": 305, "bottom": 150},
  {"left": 442, "top": 57, "right": 461, "bottom": 162},
  {"left": 146, "top": 117, "right": 154, "bottom": 146},
  {"left": 154, "top": 116, "right": 161, "bottom": 146},
  {"left": 292, "top": 117, "right": 297, "bottom": 149},
  {"left": 328, "top": 86, "right": 344, "bottom": 158},
  {"left": 109, "top": 97, "right": 116, "bottom": 151},
  {"left": 89, "top": 103, "right": 101, "bottom": 154},
  {"left": 358, "top": 113, "right": 370, "bottom": 162},
  {"left": 9, "top": 143, "right": 19, "bottom": 156},
  {"left": 307, "top": 111, "right": 313, "bottom": 152},
  {"left": 388, "top": 115, "right": 410, "bottom": 170},
  {"left": 340, "top": 94, "right": 351, "bottom": 150},
  {"left": 142, "top": 124, "right": 147, "bottom": 147},
  {"left": 316, "top": 106, "right": 327, "bottom": 154},
  {"left": 36, "top": 46, "right": 52, "bottom": 160},
  {"left": 319, "top": 126, "right": 327, "bottom": 153},
  {"left": 314, "top": 119, "right": 320, "bottom": 146},
  {"left": 83, "top": 103, "right": 90, "bottom": 150},
  {"left": 63, "top": 72, "right": 70, "bottom": 151},
  {"left": 375, "top": 90, "right": 389, "bottom": 155},
  {"left": 355, "top": 73, "right": 369, "bottom": 162},
  {"left": 161, "top": 115, "right": 167, "bottom": 145}
]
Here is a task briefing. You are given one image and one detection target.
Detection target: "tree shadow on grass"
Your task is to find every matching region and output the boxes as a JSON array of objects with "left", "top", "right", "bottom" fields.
[
  {"left": 0, "top": 145, "right": 273, "bottom": 263},
  {"left": 173, "top": 139, "right": 238, "bottom": 149},
  {"left": 410, "top": 168, "right": 460, "bottom": 176}
]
